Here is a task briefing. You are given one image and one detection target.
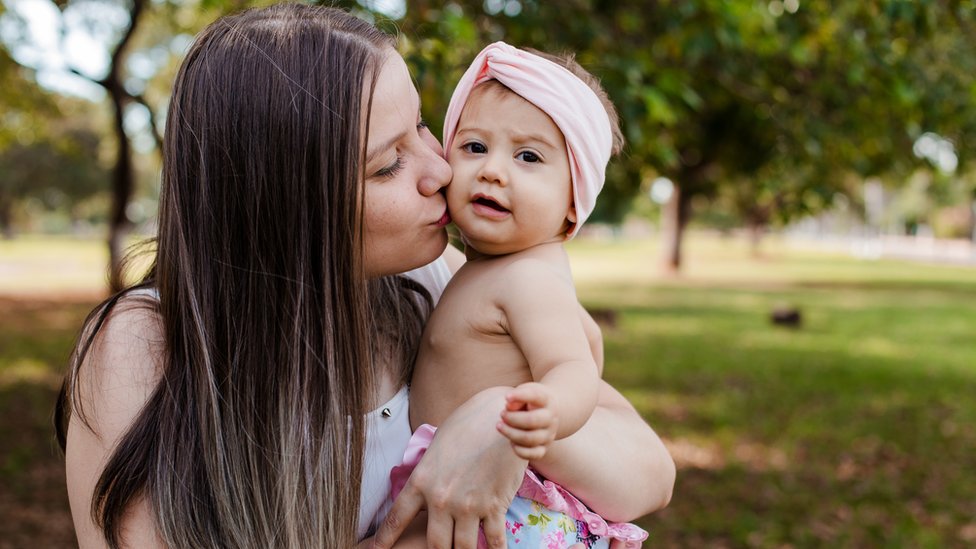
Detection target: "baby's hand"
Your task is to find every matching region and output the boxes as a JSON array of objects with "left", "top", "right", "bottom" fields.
[{"left": 497, "top": 382, "right": 558, "bottom": 461}]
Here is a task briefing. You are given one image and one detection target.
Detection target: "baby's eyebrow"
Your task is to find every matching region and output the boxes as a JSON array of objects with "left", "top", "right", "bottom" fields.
[{"left": 508, "top": 131, "right": 559, "bottom": 149}]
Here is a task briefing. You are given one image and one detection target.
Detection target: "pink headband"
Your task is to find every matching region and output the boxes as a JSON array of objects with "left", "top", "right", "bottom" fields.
[{"left": 443, "top": 41, "right": 612, "bottom": 239}]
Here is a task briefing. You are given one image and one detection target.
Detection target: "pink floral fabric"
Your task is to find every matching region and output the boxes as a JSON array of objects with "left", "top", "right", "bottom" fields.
[{"left": 390, "top": 425, "right": 648, "bottom": 548}]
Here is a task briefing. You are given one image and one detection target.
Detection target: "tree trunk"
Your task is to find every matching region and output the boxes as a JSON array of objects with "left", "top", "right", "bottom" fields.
[
  {"left": 0, "top": 197, "right": 13, "bottom": 239},
  {"left": 748, "top": 220, "right": 764, "bottom": 258},
  {"left": 969, "top": 197, "right": 976, "bottom": 243},
  {"left": 106, "top": 81, "right": 133, "bottom": 292},
  {"left": 661, "top": 183, "right": 693, "bottom": 273},
  {"left": 92, "top": 0, "right": 146, "bottom": 292}
]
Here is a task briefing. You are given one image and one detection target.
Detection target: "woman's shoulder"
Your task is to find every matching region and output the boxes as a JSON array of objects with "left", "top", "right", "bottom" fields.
[
  {"left": 65, "top": 292, "right": 167, "bottom": 548},
  {"left": 401, "top": 247, "right": 463, "bottom": 303},
  {"left": 70, "top": 292, "right": 165, "bottom": 440}
]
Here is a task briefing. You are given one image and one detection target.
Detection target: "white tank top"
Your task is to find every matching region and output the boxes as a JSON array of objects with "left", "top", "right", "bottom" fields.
[{"left": 357, "top": 257, "right": 453, "bottom": 538}]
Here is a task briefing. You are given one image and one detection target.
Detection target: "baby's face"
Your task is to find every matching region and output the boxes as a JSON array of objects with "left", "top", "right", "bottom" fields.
[{"left": 446, "top": 84, "right": 574, "bottom": 256}]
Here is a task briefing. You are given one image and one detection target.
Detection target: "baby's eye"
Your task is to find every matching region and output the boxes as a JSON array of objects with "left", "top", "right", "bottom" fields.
[
  {"left": 463, "top": 142, "right": 487, "bottom": 154},
  {"left": 516, "top": 151, "right": 540, "bottom": 163}
]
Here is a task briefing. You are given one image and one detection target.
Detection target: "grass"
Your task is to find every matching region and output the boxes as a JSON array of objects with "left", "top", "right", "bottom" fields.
[
  {"left": 1, "top": 233, "right": 974, "bottom": 547},
  {"left": 569, "top": 235, "right": 976, "bottom": 548}
]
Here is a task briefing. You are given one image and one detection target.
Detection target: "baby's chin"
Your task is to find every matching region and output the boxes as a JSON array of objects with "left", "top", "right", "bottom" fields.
[{"left": 458, "top": 232, "right": 567, "bottom": 259}]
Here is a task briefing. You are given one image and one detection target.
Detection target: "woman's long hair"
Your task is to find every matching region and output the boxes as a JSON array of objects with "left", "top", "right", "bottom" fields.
[{"left": 55, "top": 5, "right": 429, "bottom": 547}]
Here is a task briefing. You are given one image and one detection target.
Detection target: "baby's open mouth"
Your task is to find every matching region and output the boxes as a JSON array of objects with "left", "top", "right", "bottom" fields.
[{"left": 474, "top": 196, "right": 509, "bottom": 213}]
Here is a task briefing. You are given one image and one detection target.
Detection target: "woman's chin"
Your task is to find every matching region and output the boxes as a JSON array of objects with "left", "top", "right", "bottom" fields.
[{"left": 366, "top": 229, "right": 449, "bottom": 277}]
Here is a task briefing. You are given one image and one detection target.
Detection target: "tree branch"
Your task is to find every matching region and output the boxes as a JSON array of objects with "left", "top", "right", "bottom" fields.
[{"left": 130, "top": 92, "right": 163, "bottom": 152}]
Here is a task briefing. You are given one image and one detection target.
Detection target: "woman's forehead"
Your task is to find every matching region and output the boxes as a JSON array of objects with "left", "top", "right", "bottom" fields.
[{"left": 369, "top": 50, "right": 419, "bottom": 135}]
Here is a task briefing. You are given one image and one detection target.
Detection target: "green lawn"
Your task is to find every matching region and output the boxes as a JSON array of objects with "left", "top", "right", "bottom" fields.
[
  {"left": 1, "top": 234, "right": 974, "bottom": 547},
  {"left": 569, "top": 235, "right": 976, "bottom": 548}
]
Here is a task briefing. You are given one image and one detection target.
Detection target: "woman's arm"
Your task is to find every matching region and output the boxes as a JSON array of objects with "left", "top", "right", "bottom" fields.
[
  {"left": 65, "top": 302, "right": 167, "bottom": 549},
  {"left": 531, "top": 380, "right": 675, "bottom": 522},
  {"left": 372, "top": 382, "right": 674, "bottom": 548}
]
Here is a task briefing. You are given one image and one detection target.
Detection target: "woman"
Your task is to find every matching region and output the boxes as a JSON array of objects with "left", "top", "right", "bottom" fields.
[{"left": 55, "top": 5, "right": 674, "bottom": 548}]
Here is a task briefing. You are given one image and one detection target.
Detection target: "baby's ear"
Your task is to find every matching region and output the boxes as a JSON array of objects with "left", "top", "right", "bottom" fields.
[{"left": 563, "top": 204, "right": 579, "bottom": 240}]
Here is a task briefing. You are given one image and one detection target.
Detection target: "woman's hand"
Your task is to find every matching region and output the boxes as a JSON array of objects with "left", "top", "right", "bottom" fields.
[{"left": 372, "top": 387, "right": 526, "bottom": 549}]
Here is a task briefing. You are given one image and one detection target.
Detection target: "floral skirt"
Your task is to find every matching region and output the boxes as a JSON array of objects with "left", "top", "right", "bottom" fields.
[{"left": 390, "top": 424, "right": 648, "bottom": 549}]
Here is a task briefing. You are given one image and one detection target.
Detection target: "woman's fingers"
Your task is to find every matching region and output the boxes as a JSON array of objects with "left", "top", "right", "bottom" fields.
[
  {"left": 371, "top": 488, "right": 423, "bottom": 549},
  {"left": 424, "top": 508, "right": 455, "bottom": 549},
  {"left": 481, "top": 513, "right": 507, "bottom": 549},
  {"left": 451, "top": 516, "right": 480, "bottom": 549}
]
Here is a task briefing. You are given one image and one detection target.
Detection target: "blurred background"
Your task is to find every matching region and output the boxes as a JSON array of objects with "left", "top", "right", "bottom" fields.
[{"left": 1, "top": 0, "right": 974, "bottom": 547}]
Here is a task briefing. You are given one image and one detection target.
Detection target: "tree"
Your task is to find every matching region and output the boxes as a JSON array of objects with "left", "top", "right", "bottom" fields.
[
  {"left": 0, "top": 0, "right": 229, "bottom": 288},
  {"left": 0, "top": 3, "right": 67, "bottom": 235},
  {"left": 4, "top": 0, "right": 973, "bottom": 281},
  {"left": 347, "top": 0, "right": 976, "bottom": 270},
  {"left": 0, "top": 119, "right": 108, "bottom": 236}
]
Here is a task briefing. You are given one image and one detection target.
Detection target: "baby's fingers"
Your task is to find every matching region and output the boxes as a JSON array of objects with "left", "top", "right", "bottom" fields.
[
  {"left": 501, "top": 408, "right": 555, "bottom": 432},
  {"left": 512, "top": 444, "right": 547, "bottom": 461},
  {"left": 505, "top": 382, "right": 550, "bottom": 411},
  {"left": 496, "top": 422, "right": 555, "bottom": 449}
]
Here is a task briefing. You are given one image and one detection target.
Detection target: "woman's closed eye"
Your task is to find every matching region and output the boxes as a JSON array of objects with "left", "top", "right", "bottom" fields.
[
  {"left": 374, "top": 156, "right": 404, "bottom": 178},
  {"left": 516, "top": 150, "right": 541, "bottom": 163}
]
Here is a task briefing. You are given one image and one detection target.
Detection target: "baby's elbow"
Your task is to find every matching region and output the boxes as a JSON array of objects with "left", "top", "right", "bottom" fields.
[
  {"left": 626, "top": 445, "right": 676, "bottom": 519},
  {"left": 647, "top": 456, "right": 676, "bottom": 513}
]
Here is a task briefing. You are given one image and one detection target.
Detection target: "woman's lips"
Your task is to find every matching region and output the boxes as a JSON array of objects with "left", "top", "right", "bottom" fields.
[{"left": 434, "top": 210, "right": 452, "bottom": 227}]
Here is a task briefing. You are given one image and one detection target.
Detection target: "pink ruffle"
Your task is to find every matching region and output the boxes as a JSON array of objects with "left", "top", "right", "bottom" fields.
[
  {"left": 518, "top": 468, "right": 648, "bottom": 547},
  {"left": 389, "top": 424, "right": 648, "bottom": 548},
  {"left": 389, "top": 424, "right": 437, "bottom": 501}
]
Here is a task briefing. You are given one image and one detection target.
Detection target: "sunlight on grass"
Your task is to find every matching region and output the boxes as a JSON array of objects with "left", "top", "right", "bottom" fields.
[
  {"left": 0, "top": 235, "right": 153, "bottom": 294},
  {"left": 0, "top": 360, "right": 62, "bottom": 388},
  {"left": 0, "top": 236, "right": 108, "bottom": 294},
  {"left": 565, "top": 232, "right": 976, "bottom": 547}
]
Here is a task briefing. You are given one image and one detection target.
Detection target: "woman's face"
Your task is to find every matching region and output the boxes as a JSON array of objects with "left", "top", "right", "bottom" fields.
[{"left": 362, "top": 49, "right": 452, "bottom": 277}]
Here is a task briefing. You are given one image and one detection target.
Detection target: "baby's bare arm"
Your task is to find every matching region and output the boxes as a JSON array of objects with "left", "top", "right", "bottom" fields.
[{"left": 499, "top": 261, "right": 600, "bottom": 441}]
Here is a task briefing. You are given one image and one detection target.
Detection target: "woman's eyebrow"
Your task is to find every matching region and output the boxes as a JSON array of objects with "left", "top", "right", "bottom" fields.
[
  {"left": 367, "top": 131, "right": 406, "bottom": 164},
  {"left": 368, "top": 99, "right": 422, "bottom": 164}
]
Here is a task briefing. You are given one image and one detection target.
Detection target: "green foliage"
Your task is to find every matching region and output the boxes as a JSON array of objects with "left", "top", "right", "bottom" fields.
[
  {"left": 4, "top": 0, "right": 974, "bottom": 248},
  {"left": 0, "top": 123, "right": 107, "bottom": 215},
  {"left": 0, "top": 41, "right": 106, "bottom": 234},
  {"left": 343, "top": 1, "right": 974, "bottom": 230}
]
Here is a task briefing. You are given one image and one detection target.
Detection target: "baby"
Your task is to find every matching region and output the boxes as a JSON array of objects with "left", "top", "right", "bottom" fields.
[{"left": 393, "top": 42, "right": 647, "bottom": 548}]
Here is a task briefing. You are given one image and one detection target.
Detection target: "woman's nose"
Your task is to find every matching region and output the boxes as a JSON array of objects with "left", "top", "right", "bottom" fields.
[{"left": 418, "top": 131, "right": 452, "bottom": 196}]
